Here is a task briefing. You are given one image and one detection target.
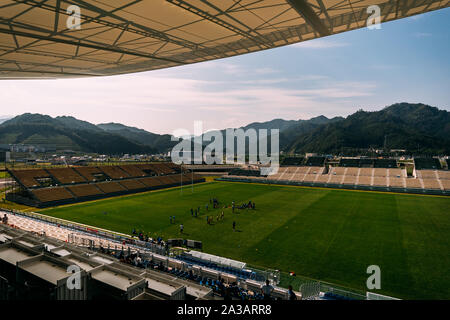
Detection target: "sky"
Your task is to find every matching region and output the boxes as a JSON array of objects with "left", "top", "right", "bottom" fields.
[{"left": 1, "top": 8, "right": 449, "bottom": 135}]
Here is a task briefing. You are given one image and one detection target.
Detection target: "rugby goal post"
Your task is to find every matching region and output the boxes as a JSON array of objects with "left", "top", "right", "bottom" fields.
[
  {"left": 300, "top": 281, "right": 321, "bottom": 300},
  {"left": 366, "top": 292, "right": 400, "bottom": 300},
  {"left": 265, "top": 269, "right": 281, "bottom": 285}
]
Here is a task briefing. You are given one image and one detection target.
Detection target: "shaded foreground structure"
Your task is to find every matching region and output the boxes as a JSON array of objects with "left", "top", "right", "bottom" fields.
[
  {"left": 0, "top": 223, "right": 209, "bottom": 300},
  {"left": 0, "top": 219, "right": 301, "bottom": 300}
]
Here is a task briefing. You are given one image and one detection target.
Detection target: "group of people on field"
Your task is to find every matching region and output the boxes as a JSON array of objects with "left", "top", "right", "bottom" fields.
[
  {"left": 232, "top": 200, "right": 256, "bottom": 212},
  {"left": 206, "top": 210, "right": 225, "bottom": 224},
  {"left": 163, "top": 195, "right": 259, "bottom": 234},
  {"left": 131, "top": 228, "right": 165, "bottom": 245}
]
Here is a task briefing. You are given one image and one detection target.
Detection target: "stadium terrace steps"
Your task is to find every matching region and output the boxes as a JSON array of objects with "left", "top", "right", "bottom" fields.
[
  {"left": 388, "top": 168, "right": 405, "bottom": 177},
  {"left": 422, "top": 179, "right": 442, "bottom": 190},
  {"left": 7, "top": 164, "right": 205, "bottom": 207},
  {"left": 358, "top": 176, "right": 372, "bottom": 186},
  {"left": 74, "top": 166, "right": 108, "bottom": 182},
  {"left": 340, "top": 168, "right": 348, "bottom": 184},
  {"left": 328, "top": 174, "right": 342, "bottom": 185},
  {"left": 149, "top": 163, "right": 176, "bottom": 175},
  {"left": 303, "top": 174, "right": 317, "bottom": 183},
  {"left": 437, "top": 171, "right": 450, "bottom": 180},
  {"left": 372, "top": 177, "right": 388, "bottom": 187},
  {"left": 315, "top": 174, "right": 330, "bottom": 184},
  {"left": 416, "top": 170, "right": 438, "bottom": 179},
  {"left": 67, "top": 184, "right": 104, "bottom": 197},
  {"left": 119, "top": 179, "right": 147, "bottom": 191},
  {"left": 155, "top": 175, "right": 178, "bottom": 186},
  {"left": 31, "top": 187, "right": 74, "bottom": 203},
  {"left": 9, "top": 169, "right": 54, "bottom": 188},
  {"left": 343, "top": 174, "right": 357, "bottom": 185},
  {"left": 373, "top": 168, "right": 388, "bottom": 177},
  {"left": 442, "top": 179, "right": 450, "bottom": 191},
  {"left": 346, "top": 167, "right": 359, "bottom": 176},
  {"left": 389, "top": 177, "right": 406, "bottom": 188},
  {"left": 46, "top": 168, "right": 87, "bottom": 184},
  {"left": 289, "top": 167, "right": 300, "bottom": 181},
  {"left": 132, "top": 164, "right": 156, "bottom": 174},
  {"left": 118, "top": 165, "right": 147, "bottom": 178},
  {"left": 278, "top": 168, "right": 289, "bottom": 181},
  {"left": 224, "top": 161, "right": 449, "bottom": 195},
  {"left": 99, "top": 166, "right": 130, "bottom": 179},
  {"left": 405, "top": 178, "right": 423, "bottom": 189},
  {"left": 139, "top": 177, "right": 163, "bottom": 188},
  {"left": 359, "top": 168, "right": 373, "bottom": 176},
  {"left": 95, "top": 181, "right": 127, "bottom": 194},
  {"left": 355, "top": 168, "right": 362, "bottom": 185}
]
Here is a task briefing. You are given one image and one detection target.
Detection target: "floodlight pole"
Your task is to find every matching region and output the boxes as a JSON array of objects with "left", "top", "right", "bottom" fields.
[{"left": 180, "top": 164, "right": 183, "bottom": 195}]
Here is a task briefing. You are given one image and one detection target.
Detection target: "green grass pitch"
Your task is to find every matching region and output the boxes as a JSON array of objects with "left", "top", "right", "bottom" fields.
[{"left": 38, "top": 181, "right": 450, "bottom": 299}]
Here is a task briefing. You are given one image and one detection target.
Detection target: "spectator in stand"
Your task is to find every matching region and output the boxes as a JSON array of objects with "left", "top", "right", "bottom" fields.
[
  {"left": 231, "top": 282, "right": 239, "bottom": 296},
  {"left": 288, "top": 285, "right": 297, "bottom": 300},
  {"left": 218, "top": 278, "right": 226, "bottom": 297},
  {"left": 224, "top": 284, "right": 232, "bottom": 300},
  {"left": 261, "top": 280, "right": 274, "bottom": 300}
]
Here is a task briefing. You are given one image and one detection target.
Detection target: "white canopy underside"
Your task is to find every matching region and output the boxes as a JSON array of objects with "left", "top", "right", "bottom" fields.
[{"left": 0, "top": 0, "right": 448, "bottom": 79}]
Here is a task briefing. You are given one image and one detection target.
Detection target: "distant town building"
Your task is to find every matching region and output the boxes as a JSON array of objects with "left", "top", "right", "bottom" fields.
[{"left": 0, "top": 151, "right": 10, "bottom": 162}]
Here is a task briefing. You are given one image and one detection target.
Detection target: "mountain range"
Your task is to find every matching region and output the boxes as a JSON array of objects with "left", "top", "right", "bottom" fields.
[{"left": 0, "top": 103, "right": 448, "bottom": 155}]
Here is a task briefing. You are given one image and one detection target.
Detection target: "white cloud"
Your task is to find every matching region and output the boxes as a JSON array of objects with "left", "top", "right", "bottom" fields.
[
  {"left": 409, "top": 15, "right": 423, "bottom": 21},
  {"left": 254, "top": 67, "right": 278, "bottom": 75}
]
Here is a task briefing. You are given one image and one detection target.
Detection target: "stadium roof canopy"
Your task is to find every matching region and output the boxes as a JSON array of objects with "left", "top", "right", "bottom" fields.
[{"left": 0, "top": 0, "right": 448, "bottom": 79}]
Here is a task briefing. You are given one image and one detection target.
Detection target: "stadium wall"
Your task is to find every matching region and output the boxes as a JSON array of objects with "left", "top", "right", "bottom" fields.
[
  {"left": 6, "top": 178, "right": 206, "bottom": 208},
  {"left": 217, "top": 177, "right": 449, "bottom": 196}
]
